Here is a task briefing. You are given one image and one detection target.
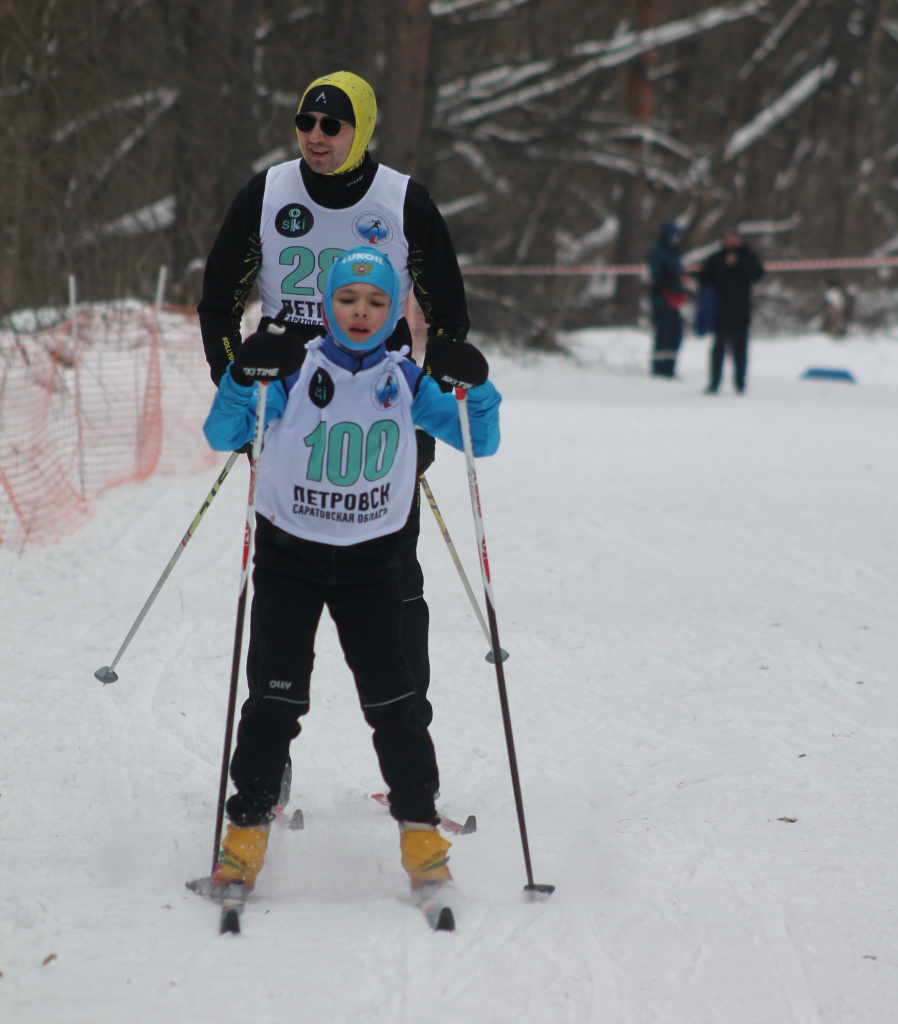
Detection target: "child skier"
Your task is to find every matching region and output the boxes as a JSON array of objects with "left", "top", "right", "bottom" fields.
[{"left": 202, "top": 245, "right": 500, "bottom": 896}]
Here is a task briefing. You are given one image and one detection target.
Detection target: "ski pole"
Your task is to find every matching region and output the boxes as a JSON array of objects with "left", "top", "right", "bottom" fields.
[
  {"left": 419, "top": 473, "right": 508, "bottom": 664},
  {"left": 212, "top": 379, "right": 268, "bottom": 875},
  {"left": 95, "top": 452, "right": 240, "bottom": 684},
  {"left": 454, "top": 386, "right": 554, "bottom": 898}
]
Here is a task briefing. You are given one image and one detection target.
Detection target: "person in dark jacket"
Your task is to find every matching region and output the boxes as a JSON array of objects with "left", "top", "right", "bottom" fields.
[
  {"left": 198, "top": 71, "right": 470, "bottom": 738},
  {"left": 648, "top": 220, "right": 687, "bottom": 378},
  {"left": 698, "top": 230, "right": 764, "bottom": 394}
]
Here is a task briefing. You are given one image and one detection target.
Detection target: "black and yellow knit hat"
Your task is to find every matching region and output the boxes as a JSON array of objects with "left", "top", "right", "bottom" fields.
[{"left": 297, "top": 71, "right": 377, "bottom": 175}]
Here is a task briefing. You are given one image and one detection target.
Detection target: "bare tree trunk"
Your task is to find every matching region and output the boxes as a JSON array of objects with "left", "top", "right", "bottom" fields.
[
  {"left": 840, "top": 0, "right": 890, "bottom": 252},
  {"left": 0, "top": 6, "right": 38, "bottom": 312},
  {"left": 166, "top": 0, "right": 260, "bottom": 303},
  {"left": 322, "top": 0, "right": 376, "bottom": 83},
  {"left": 613, "top": 0, "right": 656, "bottom": 323},
  {"left": 377, "top": 0, "right": 433, "bottom": 177}
]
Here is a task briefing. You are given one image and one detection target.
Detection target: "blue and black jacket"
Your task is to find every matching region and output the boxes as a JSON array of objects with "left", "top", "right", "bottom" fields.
[{"left": 204, "top": 334, "right": 500, "bottom": 458}]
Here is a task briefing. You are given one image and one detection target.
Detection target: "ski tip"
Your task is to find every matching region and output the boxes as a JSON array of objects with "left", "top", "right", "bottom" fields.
[
  {"left": 415, "top": 882, "right": 456, "bottom": 932},
  {"left": 220, "top": 908, "right": 241, "bottom": 934},
  {"left": 288, "top": 809, "right": 304, "bottom": 830},
  {"left": 485, "top": 647, "right": 509, "bottom": 664},
  {"left": 186, "top": 876, "right": 224, "bottom": 900},
  {"left": 435, "top": 907, "right": 455, "bottom": 932},
  {"left": 524, "top": 882, "right": 556, "bottom": 899},
  {"left": 95, "top": 666, "right": 118, "bottom": 684},
  {"left": 461, "top": 815, "right": 477, "bottom": 834}
]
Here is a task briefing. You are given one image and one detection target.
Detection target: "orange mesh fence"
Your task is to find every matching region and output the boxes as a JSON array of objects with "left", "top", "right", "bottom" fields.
[{"left": 0, "top": 302, "right": 218, "bottom": 548}]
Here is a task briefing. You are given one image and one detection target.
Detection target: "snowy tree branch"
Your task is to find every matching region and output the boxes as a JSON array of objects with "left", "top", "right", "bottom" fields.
[
  {"left": 437, "top": 62, "right": 553, "bottom": 115},
  {"left": 452, "top": 140, "right": 512, "bottom": 194},
  {"left": 571, "top": 1, "right": 767, "bottom": 59},
  {"left": 431, "top": 0, "right": 534, "bottom": 19},
  {"left": 53, "top": 89, "right": 181, "bottom": 207},
  {"left": 524, "top": 147, "right": 684, "bottom": 192},
  {"left": 583, "top": 125, "right": 694, "bottom": 161},
  {"left": 77, "top": 196, "right": 177, "bottom": 246},
  {"left": 442, "top": 1, "right": 767, "bottom": 128},
  {"left": 736, "top": 0, "right": 814, "bottom": 83},
  {"left": 53, "top": 88, "right": 179, "bottom": 143},
  {"left": 723, "top": 58, "right": 838, "bottom": 160}
]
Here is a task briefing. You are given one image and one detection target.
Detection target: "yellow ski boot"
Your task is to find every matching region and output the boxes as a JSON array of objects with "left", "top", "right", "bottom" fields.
[
  {"left": 211, "top": 823, "right": 270, "bottom": 891},
  {"left": 400, "top": 823, "right": 452, "bottom": 890}
]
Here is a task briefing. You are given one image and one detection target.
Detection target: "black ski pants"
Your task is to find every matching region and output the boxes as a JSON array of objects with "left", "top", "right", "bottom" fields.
[
  {"left": 396, "top": 485, "right": 432, "bottom": 727},
  {"left": 651, "top": 300, "right": 682, "bottom": 377},
  {"left": 708, "top": 325, "right": 749, "bottom": 392},
  {"left": 226, "top": 518, "right": 440, "bottom": 828}
]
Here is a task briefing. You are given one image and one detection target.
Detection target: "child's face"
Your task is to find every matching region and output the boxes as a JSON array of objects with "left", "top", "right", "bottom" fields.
[{"left": 331, "top": 283, "right": 391, "bottom": 347}]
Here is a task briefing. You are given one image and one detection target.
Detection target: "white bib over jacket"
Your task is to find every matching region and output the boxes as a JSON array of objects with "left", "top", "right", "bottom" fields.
[
  {"left": 256, "top": 340, "right": 418, "bottom": 546},
  {"left": 256, "top": 161, "right": 412, "bottom": 329}
]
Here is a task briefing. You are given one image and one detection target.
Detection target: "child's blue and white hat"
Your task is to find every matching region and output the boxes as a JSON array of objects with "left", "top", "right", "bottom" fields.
[{"left": 323, "top": 245, "right": 402, "bottom": 353}]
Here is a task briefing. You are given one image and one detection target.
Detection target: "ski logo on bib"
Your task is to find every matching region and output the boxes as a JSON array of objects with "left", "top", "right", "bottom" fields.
[
  {"left": 309, "top": 367, "right": 334, "bottom": 408},
  {"left": 353, "top": 212, "right": 393, "bottom": 245},
  {"left": 372, "top": 370, "right": 401, "bottom": 410},
  {"left": 276, "top": 203, "right": 314, "bottom": 237}
]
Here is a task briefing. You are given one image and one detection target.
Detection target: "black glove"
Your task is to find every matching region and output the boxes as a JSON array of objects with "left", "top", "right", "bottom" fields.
[
  {"left": 230, "top": 324, "right": 307, "bottom": 387},
  {"left": 423, "top": 336, "right": 489, "bottom": 393}
]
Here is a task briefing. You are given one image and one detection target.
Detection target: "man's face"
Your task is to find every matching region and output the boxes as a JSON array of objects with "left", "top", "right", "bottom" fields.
[
  {"left": 298, "top": 114, "right": 355, "bottom": 174},
  {"left": 724, "top": 233, "right": 743, "bottom": 249}
]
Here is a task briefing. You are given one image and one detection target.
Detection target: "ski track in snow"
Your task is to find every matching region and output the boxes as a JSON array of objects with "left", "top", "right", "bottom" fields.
[{"left": 1, "top": 329, "right": 897, "bottom": 1023}]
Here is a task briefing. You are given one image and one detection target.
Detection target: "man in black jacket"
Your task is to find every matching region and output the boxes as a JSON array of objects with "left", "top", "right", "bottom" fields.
[
  {"left": 698, "top": 230, "right": 764, "bottom": 394},
  {"left": 198, "top": 70, "right": 470, "bottom": 735}
]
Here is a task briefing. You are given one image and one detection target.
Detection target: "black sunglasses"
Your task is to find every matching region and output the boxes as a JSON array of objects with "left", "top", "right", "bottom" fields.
[{"left": 294, "top": 113, "right": 346, "bottom": 136}]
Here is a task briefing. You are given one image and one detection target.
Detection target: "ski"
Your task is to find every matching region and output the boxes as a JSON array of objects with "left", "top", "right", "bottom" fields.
[
  {"left": 270, "top": 758, "right": 303, "bottom": 829},
  {"left": 414, "top": 883, "right": 455, "bottom": 932},
  {"left": 271, "top": 804, "right": 305, "bottom": 830},
  {"left": 188, "top": 874, "right": 454, "bottom": 933},
  {"left": 186, "top": 876, "right": 248, "bottom": 934},
  {"left": 220, "top": 880, "right": 247, "bottom": 933},
  {"left": 371, "top": 792, "right": 476, "bottom": 836}
]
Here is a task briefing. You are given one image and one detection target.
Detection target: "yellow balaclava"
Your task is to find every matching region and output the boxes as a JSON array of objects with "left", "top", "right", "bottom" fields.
[{"left": 297, "top": 71, "right": 377, "bottom": 176}]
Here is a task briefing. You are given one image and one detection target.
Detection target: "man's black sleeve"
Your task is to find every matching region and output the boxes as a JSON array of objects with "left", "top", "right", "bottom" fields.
[
  {"left": 197, "top": 171, "right": 267, "bottom": 386},
  {"left": 403, "top": 179, "right": 470, "bottom": 343},
  {"left": 698, "top": 256, "right": 713, "bottom": 288},
  {"left": 744, "top": 249, "right": 765, "bottom": 283},
  {"left": 699, "top": 251, "right": 726, "bottom": 290}
]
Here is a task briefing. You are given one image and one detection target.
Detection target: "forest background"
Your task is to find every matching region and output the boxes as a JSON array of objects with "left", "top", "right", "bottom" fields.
[{"left": 2, "top": 0, "right": 897, "bottom": 345}]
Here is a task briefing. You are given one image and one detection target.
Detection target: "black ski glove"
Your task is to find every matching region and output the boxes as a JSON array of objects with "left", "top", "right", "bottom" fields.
[
  {"left": 423, "top": 336, "right": 489, "bottom": 393},
  {"left": 230, "top": 324, "right": 307, "bottom": 387}
]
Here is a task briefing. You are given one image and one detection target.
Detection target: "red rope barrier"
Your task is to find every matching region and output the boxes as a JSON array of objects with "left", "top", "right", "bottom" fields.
[{"left": 459, "top": 256, "right": 898, "bottom": 277}]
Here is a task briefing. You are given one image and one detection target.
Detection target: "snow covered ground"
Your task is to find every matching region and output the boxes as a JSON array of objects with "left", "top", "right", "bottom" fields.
[{"left": 2, "top": 327, "right": 897, "bottom": 1023}]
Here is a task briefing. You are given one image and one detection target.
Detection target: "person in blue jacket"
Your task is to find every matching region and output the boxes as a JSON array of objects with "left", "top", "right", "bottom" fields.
[
  {"left": 648, "top": 220, "right": 688, "bottom": 378},
  {"left": 202, "top": 245, "right": 500, "bottom": 895}
]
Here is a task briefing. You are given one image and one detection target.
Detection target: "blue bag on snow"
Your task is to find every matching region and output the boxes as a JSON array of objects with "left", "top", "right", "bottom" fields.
[{"left": 694, "top": 285, "right": 718, "bottom": 337}]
